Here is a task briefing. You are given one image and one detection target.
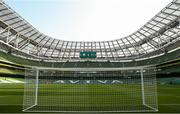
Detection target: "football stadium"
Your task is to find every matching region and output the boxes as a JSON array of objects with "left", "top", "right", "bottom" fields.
[{"left": 0, "top": 0, "right": 180, "bottom": 113}]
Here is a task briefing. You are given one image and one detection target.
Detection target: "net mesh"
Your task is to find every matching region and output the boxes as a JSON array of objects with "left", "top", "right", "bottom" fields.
[{"left": 23, "top": 66, "right": 158, "bottom": 112}]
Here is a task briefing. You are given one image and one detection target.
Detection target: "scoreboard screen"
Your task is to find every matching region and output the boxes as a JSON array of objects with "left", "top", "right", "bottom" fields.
[{"left": 80, "top": 52, "right": 96, "bottom": 58}]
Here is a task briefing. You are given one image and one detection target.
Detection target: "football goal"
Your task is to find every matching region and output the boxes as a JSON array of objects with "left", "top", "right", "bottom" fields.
[{"left": 23, "top": 66, "right": 158, "bottom": 112}]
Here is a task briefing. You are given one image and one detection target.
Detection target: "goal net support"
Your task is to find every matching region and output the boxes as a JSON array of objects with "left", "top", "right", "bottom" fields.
[{"left": 23, "top": 66, "right": 158, "bottom": 112}]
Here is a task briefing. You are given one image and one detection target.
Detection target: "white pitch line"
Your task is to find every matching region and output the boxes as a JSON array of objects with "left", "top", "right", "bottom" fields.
[
  {"left": 0, "top": 79, "right": 11, "bottom": 83},
  {"left": 6, "top": 78, "right": 24, "bottom": 83}
]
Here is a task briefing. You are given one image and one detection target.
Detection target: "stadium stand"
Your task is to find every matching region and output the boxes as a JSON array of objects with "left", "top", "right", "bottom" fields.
[
  {"left": 0, "top": 0, "right": 179, "bottom": 112},
  {"left": 0, "top": 0, "right": 178, "bottom": 93}
]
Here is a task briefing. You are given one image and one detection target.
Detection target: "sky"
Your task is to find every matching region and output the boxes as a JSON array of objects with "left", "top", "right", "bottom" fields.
[{"left": 4, "top": 0, "right": 172, "bottom": 41}]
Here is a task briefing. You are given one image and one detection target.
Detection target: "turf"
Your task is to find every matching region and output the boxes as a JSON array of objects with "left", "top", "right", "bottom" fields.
[
  {"left": 32, "top": 84, "right": 143, "bottom": 111},
  {"left": 0, "top": 84, "right": 180, "bottom": 113}
]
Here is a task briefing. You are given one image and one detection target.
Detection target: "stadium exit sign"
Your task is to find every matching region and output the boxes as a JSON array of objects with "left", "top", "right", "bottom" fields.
[{"left": 80, "top": 52, "right": 96, "bottom": 58}]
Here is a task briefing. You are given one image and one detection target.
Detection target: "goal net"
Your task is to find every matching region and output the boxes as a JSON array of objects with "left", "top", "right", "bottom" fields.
[{"left": 23, "top": 66, "right": 158, "bottom": 112}]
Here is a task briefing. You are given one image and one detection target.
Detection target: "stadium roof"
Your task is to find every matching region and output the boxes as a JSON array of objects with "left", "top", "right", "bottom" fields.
[{"left": 0, "top": 0, "right": 180, "bottom": 61}]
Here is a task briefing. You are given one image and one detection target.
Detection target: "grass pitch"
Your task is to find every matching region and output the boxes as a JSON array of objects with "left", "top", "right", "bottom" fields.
[
  {"left": 31, "top": 84, "right": 144, "bottom": 112},
  {"left": 0, "top": 84, "right": 180, "bottom": 113}
]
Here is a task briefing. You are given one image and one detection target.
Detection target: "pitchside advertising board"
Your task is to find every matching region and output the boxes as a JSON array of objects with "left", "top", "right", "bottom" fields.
[
  {"left": 80, "top": 51, "right": 96, "bottom": 58},
  {"left": 41, "top": 80, "right": 124, "bottom": 84}
]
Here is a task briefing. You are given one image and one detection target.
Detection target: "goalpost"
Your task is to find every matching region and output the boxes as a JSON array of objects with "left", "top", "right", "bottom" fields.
[{"left": 23, "top": 66, "right": 158, "bottom": 112}]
